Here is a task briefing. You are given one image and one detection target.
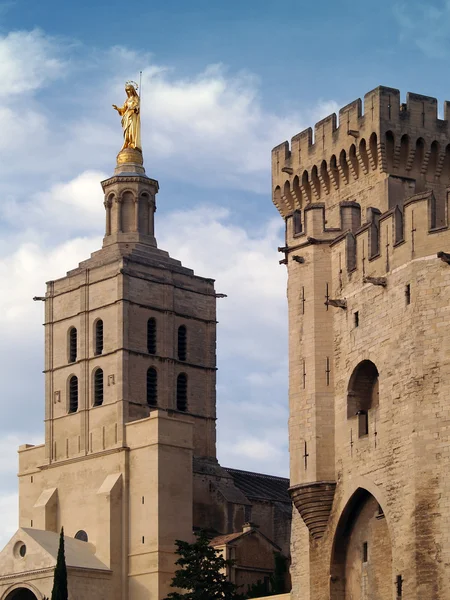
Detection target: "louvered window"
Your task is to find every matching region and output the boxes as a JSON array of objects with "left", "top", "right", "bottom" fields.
[
  {"left": 177, "top": 325, "right": 187, "bottom": 361},
  {"left": 147, "top": 318, "right": 156, "bottom": 354},
  {"left": 94, "top": 369, "right": 104, "bottom": 406},
  {"left": 69, "top": 376, "right": 78, "bottom": 413},
  {"left": 69, "top": 328, "right": 77, "bottom": 363},
  {"left": 147, "top": 367, "right": 157, "bottom": 406},
  {"left": 176, "top": 373, "right": 187, "bottom": 411},
  {"left": 95, "top": 320, "right": 103, "bottom": 355}
]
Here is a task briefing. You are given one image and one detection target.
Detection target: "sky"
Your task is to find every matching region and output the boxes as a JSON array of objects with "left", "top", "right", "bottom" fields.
[{"left": 0, "top": 0, "right": 449, "bottom": 547}]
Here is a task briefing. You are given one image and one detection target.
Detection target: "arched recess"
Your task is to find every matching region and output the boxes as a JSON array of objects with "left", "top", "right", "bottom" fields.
[
  {"left": 428, "top": 141, "right": 439, "bottom": 178},
  {"left": 349, "top": 144, "right": 359, "bottom": 178},
  {"left": 369, "top": 132, "right": 378, "bottom": 169},
  {"left": 359, "top": 138, "right": 369, "bottom": 173},
  {"left": 412, "top": 137, "right": 425, "bottom": 174},
  {"left": 4, "top": 586, "right": 39, "bottom": 600},
  {"left": 321, "top": 160, "right": 330, "bottom": 193},
  {"left": 302, "top": 170, "right": 312, "bottom": 202},
  {"left": 385, "top": 131, "right": 395, "bottom": 171},
  {"left": 347, "top": 360, "right": 379, "bottom": 437},
  {"left": 399, "top": 134, "right": 410, "bottom": 170},
  {"left": 330, "top": 488, "right": 392, "bottom": 600}
]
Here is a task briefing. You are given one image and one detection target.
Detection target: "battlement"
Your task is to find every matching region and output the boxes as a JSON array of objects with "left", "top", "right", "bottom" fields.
[{"left": 273, "top": 86, "right": 450, "bottom": 219}]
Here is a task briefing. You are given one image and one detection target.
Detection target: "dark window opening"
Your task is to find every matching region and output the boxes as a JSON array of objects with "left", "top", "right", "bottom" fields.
[
  {"left": 362, "top": 542, "right": 368, "bottom": 563},
  {"left": 147, "top": 367, "right": 157, "bottom": 406},
  {"left": 177, "top": 373, "right": 188, "bottom": 411},
  {"left": 354, "top": 311, "right": 359, "bottom": 327},
  {"left": 94, "top": 369, "right": 104, "bottom": 406},
  {"left": 69, "top": 327, "right": 77, "bottom": 363},
  {"left": 293, "top": 210, "right": 302, "bottom": 234},
  {"left": 95, "top": 319, "right": 103, "bottom": 355},
  {"left": 69, "top": 376, "right": 78, "bottom": 413},
  {"left": 405, "top": 284, "right": 411, "bottom": 305},
  {"left": 178, "top": 325, "right": 187, "bottom": 361},
  {"left": 147, "top": 318, "right": 156, "bottom": 354},
  {"left": 358, "top": 410, "right": 369, "bottom": 437},
  {"left": 75, "top": 530, "right": 88, "bottom": 542},
  {"left": 396, "top": 575, "right": 403, "bottom": 598}
]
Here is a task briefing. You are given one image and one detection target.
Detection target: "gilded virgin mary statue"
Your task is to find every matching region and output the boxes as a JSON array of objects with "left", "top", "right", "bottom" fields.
[{"left": 112, "top": 81, "right": 142, "bottom": 153}]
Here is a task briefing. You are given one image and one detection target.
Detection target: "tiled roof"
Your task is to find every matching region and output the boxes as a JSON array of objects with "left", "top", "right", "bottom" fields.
[
  {"left": 210, "top": 531, "right": 246, "bottom": 546},
  {"left": 224, "top": 467, "right": 291, "bottom": 504}
]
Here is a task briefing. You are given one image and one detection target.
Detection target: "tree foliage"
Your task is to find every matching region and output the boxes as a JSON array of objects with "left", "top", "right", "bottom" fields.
[
  {"left": 51, "top": 527, "right": 68, "bottom": 600},
  {"left": 164, "top": 530, "right": 245, "bottom": 600},
  {"left": 246, "top": 552, "right": 288, "bottom": 598}
]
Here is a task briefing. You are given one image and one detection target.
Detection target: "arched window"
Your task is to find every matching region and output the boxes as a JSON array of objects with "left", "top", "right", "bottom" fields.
[
  {"left": 69, "top": 376, "right": 78, "bottom": 413},
  {"left": 95, "top": 320, "right": 103, "bottom": 356},
  {"left": 68, "top": 327, "right": 77, "bottom": 363},
  {"left": 347, "top": 360, "right": 379, "bottom": 437},
  {"left": 75, "top": 530, "right": 88, "bottom": 542},
  {"left": 178, "top": 325, "right": 187, "bottom": 361},
  {"left": 147, "top": 318, "right": 156, "bottom": 354},
  {"left": 147, "top": 367, "right": 157, "bottom": 406},
  {"left": 176, "top": 373, "right": 187, "bottom": 411},
  {"left": 93, "top": 369, "right": 103, "bottom": 406}
]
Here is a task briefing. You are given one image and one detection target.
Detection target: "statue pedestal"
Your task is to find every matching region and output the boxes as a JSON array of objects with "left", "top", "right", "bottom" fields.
[{"left": 115, "top": 148, "right": 145, "bottom": 175}]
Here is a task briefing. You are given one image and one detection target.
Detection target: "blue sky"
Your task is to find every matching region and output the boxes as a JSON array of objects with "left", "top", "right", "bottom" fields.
[{"left": 0, "top": 0, "right": 449, "bottom": 546}]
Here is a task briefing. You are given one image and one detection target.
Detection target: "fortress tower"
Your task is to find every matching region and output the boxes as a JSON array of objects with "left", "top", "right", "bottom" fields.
[{"left": 272, "top": 86, "right": 450, "bottom": 599}]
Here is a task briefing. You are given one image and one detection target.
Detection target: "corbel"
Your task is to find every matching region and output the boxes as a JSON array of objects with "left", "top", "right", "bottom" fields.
[{"left": 363, "top": 276, "right": 387, "bottom": 287}]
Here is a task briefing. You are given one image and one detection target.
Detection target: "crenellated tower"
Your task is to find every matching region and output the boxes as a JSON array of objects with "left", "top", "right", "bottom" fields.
[{"left": 273, "top": 86, "right": 450, "bottom": 600}]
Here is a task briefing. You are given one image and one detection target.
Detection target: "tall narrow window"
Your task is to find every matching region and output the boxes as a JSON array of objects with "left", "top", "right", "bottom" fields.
[
  {"left": 95, "top": 320, "right": 103, "bottom": 355},
  {"left": 147, "top": 367, "right": 157, "bottom": 406},
  {"left": 176, "top": 373, "right": 187, "bottom": 411},
  {"left": 178, "top": 325, "right": 187, "bottom": 361},
  {"left": 147, "top": 318, "right": 156, "bottom": 354},
  {"left": 69, "top": 376, "right": 78, "bottom": 413},
  {"left": 69, "top": 327, "right": 77, "bottom": 363},
  {"left": 94, "top": 369, "right": 104, "bottom": 406}
]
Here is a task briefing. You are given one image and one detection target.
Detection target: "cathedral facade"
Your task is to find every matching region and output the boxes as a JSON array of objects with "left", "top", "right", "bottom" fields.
[
  {"left": 0, "top": 143, "right": 291, "bottom": 598},
  {"left": 272, "top": 86, "right": 450, "bottom": 599}
]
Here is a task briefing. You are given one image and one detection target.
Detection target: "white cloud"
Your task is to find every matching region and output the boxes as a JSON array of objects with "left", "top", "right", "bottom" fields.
[{"left": 0, "top": 29, "right": 66, "bottom": 96}]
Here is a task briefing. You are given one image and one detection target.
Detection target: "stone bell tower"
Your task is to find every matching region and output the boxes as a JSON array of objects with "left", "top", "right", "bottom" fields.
[{"left": 4, "top": 119, "right": 217, "bottom": 599}]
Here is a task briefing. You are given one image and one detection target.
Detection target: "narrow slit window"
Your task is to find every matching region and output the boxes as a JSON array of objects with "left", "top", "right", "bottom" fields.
[
  {"left": 178, "top": 325, "right": 187, "bottom": 361},
  {"left": 176, "top": 373, "right": 188, "bottom": 411},
  {"left": 354, "top": 311, "right": 359, "bottom": 327},
  {"left": 405, "top": 284, "right": 411, "bottom": 305},
  {"left": 396, "top": 575, "right": 403, "bottom": 598},
  {"left": 293, "top": 210, "right": 302, "bottom": 234},
  {"left": 362, "top": 542, "right": 368, "bottom": 563},
  {"left": 69, "top": 327, "right": 77, "bottom": 363},
  {"left": 95, "top": 320, "right": 104, "bottom": 355},
  {"left": 147, "top": 318, "right": 156, "bottom": 354},
  {"left": 147, "top": 367, "right": 157, "bottom": 406},
  {"left": 69, "top": 376, "right": 78, "bottom": 413},
  {"left": 94, "top": 369, "right": 104, "bottom": 406}
]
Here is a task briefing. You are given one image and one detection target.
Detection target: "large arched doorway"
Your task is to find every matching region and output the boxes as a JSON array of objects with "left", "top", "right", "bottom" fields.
[
  {"left": 5, "top": 588, "right": 38, "bottom": 600},
  {"left": 330, "top": 488, "right": 392, "bottom": 600}
]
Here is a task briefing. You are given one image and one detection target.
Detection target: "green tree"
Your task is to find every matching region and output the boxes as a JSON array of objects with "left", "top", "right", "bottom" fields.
[
  {"left": 51, "top": 527, "right": 68, "bottom": 600},
  {"left": 246, "top": 552, "right": 288, "bottom": 598},
  {"left": 164, "top": 530, "right": 245, "bottom": 600}
]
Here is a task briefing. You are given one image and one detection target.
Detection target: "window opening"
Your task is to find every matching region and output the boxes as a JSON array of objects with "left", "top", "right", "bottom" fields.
[
  {"left": 177, "top": 373, "right": 188, "bottom": 411},
  {"left": 69, "top": 376, "right": 78, "bottom": 413},
  {"left": 69, "top": 327, "right": 77, "bottom": 363},
  {"left": 354, "top": 311, "right": 359, "bottom": 327},
  {"left": 147, "top": 367, "right": 157, "bottom": 406},
  {"left": 396, "top": 575, "right": 403, "bottom": 598},
  {"left": 75, "top": 530, "right": 88, "bottom": 542},
  {"left": 358, "top": 410, "right": 369, "bottom": 437},
  {"left": 362, "top": 541, "right": 368, "bottom": 563},
  {"left": 94, "top": 369, "right": 104, "bottom": 406},
  {"left": 147, "top": 318, "right": 156, "bottom": 354},
  {"left": 405, "top": 284, "right": 411, "bottom": 305},
  {"left": 293, "top": 210, "right": 302, "bottom": 234},
  {"left": 178, "top": 325, "right": 187, "bottom": 361},
  {"left": 95, "top": 320, "right": 104, "bottom": 355}
]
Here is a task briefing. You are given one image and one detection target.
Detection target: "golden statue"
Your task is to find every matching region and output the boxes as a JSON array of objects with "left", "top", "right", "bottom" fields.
[{"left": 113, "top": 81, "right": 142, "bottom": 152}]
